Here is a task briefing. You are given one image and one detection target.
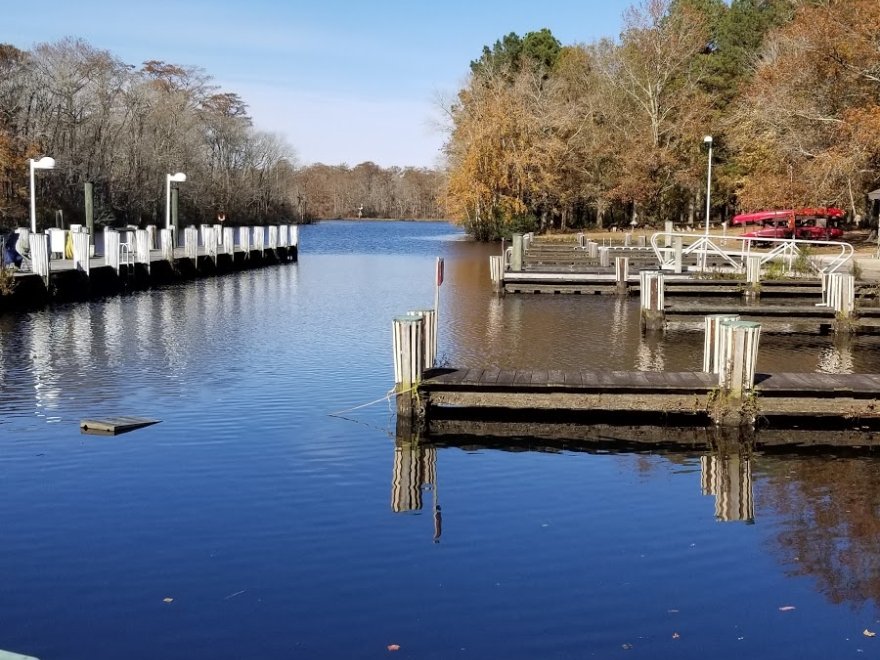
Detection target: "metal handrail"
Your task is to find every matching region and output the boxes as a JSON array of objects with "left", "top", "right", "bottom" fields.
[{"left": 649, "top": 232, "right": 853, "bottom": 275}]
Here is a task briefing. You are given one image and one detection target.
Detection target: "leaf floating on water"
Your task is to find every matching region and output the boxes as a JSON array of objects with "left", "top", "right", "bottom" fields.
[
  {"left": 864, "top": 629, "right": 877, "bottom": 638},
  {"left": 778, "top": 606, "right": 796, "bottom": 612},
  {"left": 163, "top": 597, "right": 174, "bottom": 603},
  {"left": 387, "top": 644, "right": 401, "bottom": 652},
  {"left": 672, "top": 632, "right": 681, "bottom": 639},
  {"left": 622, "top": 643, "right": 633, "bottom": 650}
]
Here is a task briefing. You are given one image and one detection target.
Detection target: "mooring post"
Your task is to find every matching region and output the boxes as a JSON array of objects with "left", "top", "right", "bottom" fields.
[
  {"left": 30, "top": 232, "right": 50, "bottom": 286},
  {"left": 636, "top": 235, "right": 647, "bottom": 247},
  {"left": 239, "top": 226, "right": 251, "bottom": 257},
  {"left": 105, "top": 229, "right": 120, "bottom": 273},
  {"left": 134, "top": 229, "right": 150, "bottom": 274},
  {"left": 828, "top": 272, "right": 856, "bottom": 333},
  {"left": 745, "top": 255, "right": 762, "bottom": 300},
  {"left": 511, "top": 233, "right": 523, "bottom": 272},
  {"left": 407, "top": 309, "right": 437, "bottom": 369},
  {"left": 222, "top": 227, "right": 235, "bottom": 256},
  {"left": 703, "top": 314, "right": 741, "bottom": 373},
  {"left": 72, "top": 231, "right": 90, "bottom": 275},
  {"left": 598, "top": 246, "right": 610, "bottom": 268},
  {"left": 146, "top": 225, "right": 157, "bottom": 250},
  {"left": 673, "top": 236, "right": 683, "bottom": 274},
  {"left": 624, "top": 233, "right": 632, "bottom": 247},
  {"left": 717, "top": 320, "right": 761, "bottom": 400},
  {"left": 392, "top": 315, "right": 426, "bottom": 430},
  {"left": 664, "top": 220, "right": 673, "bottom": 247},
  {"left": 615, "top": 256, "right": 629, "bottom": 295},
  {"left": 160, "top": 229, "right": 174, "bottom": 263},
  {"left": 587, "top": 241, "right": 598, "bottom": 259},
  {"left": 576, "top": 232, "right": 585, "bottom": 248},
  {"left": 639, "top": 271, "right": 665, "bottom": 330},
  {"left": 489, "top": 255, "right": 504, "bottom": 293},
  {"left": 184, "top": 226, "right": 199, "bottom": 261}
]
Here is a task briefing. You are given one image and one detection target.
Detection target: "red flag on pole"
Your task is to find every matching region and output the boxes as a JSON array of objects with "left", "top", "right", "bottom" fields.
[{"left": 436, "top": 257, "right": 444, "bottom": 286}]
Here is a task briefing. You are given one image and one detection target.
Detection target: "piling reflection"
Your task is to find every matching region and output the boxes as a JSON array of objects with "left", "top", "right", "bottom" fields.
[
  {"left": 391, "top": 436, "right": 442, "bottom": 542},
  {"left": 817, "top": 336, "right": 855, "bottom": 374},
  {"left": 700, "top": 450, "right": 754, "bottom": 523}
]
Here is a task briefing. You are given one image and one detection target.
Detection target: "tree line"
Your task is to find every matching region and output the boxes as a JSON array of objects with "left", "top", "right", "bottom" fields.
[
  {"left": 442, "top": 0, "right": 880, "bottom": 240},
  {"left": 0, "top": 38, "right": 445, "bottom": 231}
]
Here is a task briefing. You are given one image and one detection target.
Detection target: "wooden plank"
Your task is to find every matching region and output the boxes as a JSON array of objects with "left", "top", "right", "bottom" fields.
[
  {"left": 461, "top": 368, "right": 484, "bottom": 385},
  {"left": 548, "top": 370, "right": 566, "bottom": 385},
  {"left": 531, "top": 370, "right": 549, "bottom": 386},
  {"left": 564, "top": 371, "right": 584, "bottom": 386},
  {"left": 514, "top": 370, "right": 533, "bottom": 385},
  {"left": 481, "top": 368, "right": 501, "bottom": 385},
  {"left": 80, "top": 416, "right": 160, "bottom": 435},
  {"left": 497, "top": 370, "right": 517, "bottom": 385}
]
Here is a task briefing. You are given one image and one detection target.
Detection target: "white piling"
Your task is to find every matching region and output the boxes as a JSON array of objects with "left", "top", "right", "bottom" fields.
[
  {"left": 827, "top": 272, "right": 855, "bottom": 318},
  {"left": 639, "top": 271, "right": 665, "bottom": 330},
  {"left": 105, "top": 229, "right": 121, "bottom": 273},
  {"left": 30, "top": 232, "right": 50, "bottom": 285},
  {"left": 392, "top": 315, "right": 425, "bottom": 389},
  {"left": 489, "top": 255, "right": 504, "bottom": 292},
  {"left": 673, "top": 237, "right": 683, "bottom": 274},
  {"left": 717, "top": 321, "right": 762, "bottom": 398},
  {"left": 703, "top": 314, "right": 741, "bottom": 373},
  {"left": 254, "top": 226, "right": 265, "bottom": 255},
  {"left": 160, "top": 229, "right": 174, "bottom": 263},
  {"left": 290, "top": 225, "right": 299, "bottom": 248},
  {"left": 268, "top": 226, "right": 279, "bottom": 251},
  {"left": 72, "top": 231, "right": 90, "bottom": 275},
  {"left": 222, "top": 227, "right": 235, "bottom": 255},
  {"left": 184, "top": 226, "right": 199, "bottom": 261},
  {"left": 598, "top": 246, "right": 610, "bottom": 268},
  {"left": 204, "top": 226, "right": 218, "bottom": 263},
  {"left": 408, "top": 308, "right": 437, "bottom": 370},
  {"left": 587, "top": 241, "right": 598, "bottom": 259},
  {"left": 615, "top": 257, "right": 629, "bottom": 294},
  {"left": 664, "top": 221, "right": 673, "bottom": 247},
  {"left": 239, "top": 226, "right": 251, "bottom": 255},
  {"left": 134, "top": 229, "right": 150, "bottom": 272},
  {"left": 146, "top": 224, "right": 157, "bottom": 249}
]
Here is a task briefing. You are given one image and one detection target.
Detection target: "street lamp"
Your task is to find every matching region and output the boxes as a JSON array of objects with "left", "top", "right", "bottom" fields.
[
  {"left": 702, "top": 135, "right": 713, "bottom": 271},
  {"left": 29, "top": 156, "right": 56, "bottom": 233},
  {"left": 165, "top": 172, "right": 187, "bottom": 231}
]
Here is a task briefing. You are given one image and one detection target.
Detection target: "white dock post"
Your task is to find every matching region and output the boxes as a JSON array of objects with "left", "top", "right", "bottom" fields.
[
  {"left": 199, "top": 224, "right": 210, "bottom": 247},
  {"left": 222, "top": 227, "right": 235, "bottom": 256},
  {"left": 576, "top": 232, "right": 585, "bottom": 248},
  {"left": 489, "top": 255, "right": 504, "bottom": 292},
  {"left": 254, "top": 226, "right": 265, "bottom": 256},
  {"left": 673, "top": 236, "right": 683, "bottom": 274},
  {"left": 717, "top": 320, "right": 761, "bottom": 398},
  {"left": 184, "top": 226, "right": 199, "bottom": 261},
  {"left": 639, "top": 270, "right": 665, "bottom": 330},
  {"left": 160, "top": 229, "right": 174, "bottom": 263},
  {"left": 828, "top": 272, "right": 855, "bottom": 332},
  {"left": 105, "top": 229, "right": 121, "bottom": 273},
  {"left": 290, "top": 225, "right": 299, "bottom": 248},
  {"left": 146, "top": 224, "right": 157, "bottom": 249},
  {"left": 204, "top": 226, "right": 218, "bottom": 263},
  {"left": 392, "top": 313, "right": 426, "bottom": 420},
  {"left": 213, "top": 223, "right": 223, "bottom": 245},
  {"left": 587, "top": 241, "right": 598, "bottom": 259},
  {"left": 268, "top": 225, "right": 279, "bottom": 252},
  {"left": 30, "top": 232, "right": 50, "bottom": 285},
  {"left": 278, "top": 225, "right": 288, "bottom": 249},
  {"left": 134, "top": 229, "right": 150, "bottom": 273},
  {"left": 636, "top": 235, "right": 647, "bottom": 247},
  {"left": 511, "top": 233, "right": 524, "bottom": 272},
  {"left": 239, "top": 226, "right": 251, "bottom": 256},
  {"left": 703, "top": 314, "right": 741, "bottom": 373},
  {"left": 664, "top": 221, "right": 673, "bottom": 247},
  {"left": 15, "top": 227, "right": 30, "bottom": 256},
  {"left": 745, "top": 255, "right": 762, "bottom": 299},
  {"left": 615, "top": 256, "right": 629, "bottom": 294},
  {"left": 72, "top": 231, "right": 90, "bottom": 275},
  {"left": 624, "top": 233, "right": 632, "bottom": 247},
  {"left": 407, "top": 308, "right": 437, "bottom": 369},
  {"left": 598, "top": 246, "right": 610, "bottom": 268}
]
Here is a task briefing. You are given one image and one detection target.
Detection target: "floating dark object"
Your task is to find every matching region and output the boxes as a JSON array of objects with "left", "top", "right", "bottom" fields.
[{"left": 79, "top": 416, "right": 161, "bottom": 435}]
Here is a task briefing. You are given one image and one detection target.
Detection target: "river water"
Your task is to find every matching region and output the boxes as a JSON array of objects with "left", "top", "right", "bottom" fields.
[{"left": 0, "top": 220, "right": 878, "bottom": 659}]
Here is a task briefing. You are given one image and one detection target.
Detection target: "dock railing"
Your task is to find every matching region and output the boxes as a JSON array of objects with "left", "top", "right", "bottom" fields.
[{"left": 650, "top": 231, "right": 853, "bottom": 276}]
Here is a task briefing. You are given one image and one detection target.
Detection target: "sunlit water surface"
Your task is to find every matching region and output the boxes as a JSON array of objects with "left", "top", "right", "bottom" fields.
[{"left": 0, "top": 220, "right": 878, "bottom": 659}]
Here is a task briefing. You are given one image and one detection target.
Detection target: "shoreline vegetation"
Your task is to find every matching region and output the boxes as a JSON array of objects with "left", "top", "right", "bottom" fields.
[{"left": 3, "top": 1, "right": 879, "bottom": 244}]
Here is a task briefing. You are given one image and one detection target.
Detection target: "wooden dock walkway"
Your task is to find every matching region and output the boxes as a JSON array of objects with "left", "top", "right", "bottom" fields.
[{"left": 413, "top": 367, "right": 880, "bottom": 430}]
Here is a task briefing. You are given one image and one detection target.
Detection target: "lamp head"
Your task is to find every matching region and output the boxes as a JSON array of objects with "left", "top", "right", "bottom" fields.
[
  {"left": 703, "top": 135, "right": 713, "bottom": 144},
  {"left": 168, "top": 172, "right": 187, "bottom": 183},
  {"left": 32, "top": 156, "right": 56, "bottom": 169}
]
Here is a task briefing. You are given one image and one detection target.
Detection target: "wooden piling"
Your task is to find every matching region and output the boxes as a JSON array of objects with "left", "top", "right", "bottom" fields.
[
  {"left": 204, "top": 226, "right": 218, "bottom": 264},
  {"left": 268, "top": 225, "right": 279, "bottom": 252},
  {"left": 587, "top": 241, "right": 598, "bottom": 259},
  {"left": 393, "top": 315, "right": 427, "bottom": 429},
  {"left": 664, "top": 221, "right": 673, "bottom": 247},
  {"left": 489, "top": 255, "right": 504, "bottom": 292},
  {"left": 31, "top": 233, "right": 50, "bottom": 285},
  {"left": 639, "top": 271, "right": 665, "bottom": 330},
  {"left": 511, "top": 233, "right": 523, "bottom": 272},
  {"left": 184, "top": 226, "right": 199, "bottom": 261},
  {"left": 717, "top": 320, "right": 761, "bottom": 399},
  {"left": 135, "top": 229, "right": 150, "bottom": 273},
  {"left": 72, "top": 231, "right": 90, "bottom": 275},
  {"left": 745, "top": 256, "right": 762, "bottom": 300},
  {"left": 636, "top": 235, "right": 647, "bottom": 247},
  {"left": 615, "top": 256, "right": 629, "bottom": 295},
  {"left": 408, "top": 308, "right": 437, "bottom": 369},
  {"left": 599, "top": 246, "right": 610, "bottom": 268},
  {"left": 222, "top": 227, "right": 235, "bottom": 256},
  {"left": 254, "top": 226, "right": 265, "bottom": 256},
  {"left": 105, "top": 229, "right": 120, "bottom": 272},
  {"left": 673, "top": 237, "right": 683, "bottom": 274},
  {"left": 703, "top": 314, "right": 741, "bottom": 373},
  {"left": 239, "top": 226, "right": 251, "bottom": 256},
  {"left": 84, "top": 182, "right": 94, "bottom": 244},
  {"left": 828, "top": 272, "right": 856, "bottom": 333},
  {"left": 160, "top": 229, "right": 174, "bottom": 263},
  {"left": 146, "top": 225, "right": 157, "bottom": 250}
]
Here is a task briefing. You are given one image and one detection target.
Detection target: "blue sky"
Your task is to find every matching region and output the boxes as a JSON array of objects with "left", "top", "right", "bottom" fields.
[{"left": 5, "top": 0, "right": 632, "bottom": 168}]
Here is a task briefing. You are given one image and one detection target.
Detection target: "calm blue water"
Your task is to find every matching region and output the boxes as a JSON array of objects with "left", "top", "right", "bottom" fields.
[{"left": 0, "top": 220, "right": 878, "bottom": 659}]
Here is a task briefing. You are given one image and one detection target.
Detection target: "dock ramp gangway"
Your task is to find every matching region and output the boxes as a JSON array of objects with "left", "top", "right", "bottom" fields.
[{"left": 649, "top": 232, "right": 853, "bottom": 276}]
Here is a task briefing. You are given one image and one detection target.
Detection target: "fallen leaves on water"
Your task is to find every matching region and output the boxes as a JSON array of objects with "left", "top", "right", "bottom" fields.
[
  {"left": 622, "top": 643, "right": 633, "bottom": 650},
  {"left": 387, "top": 644, "right": 401, "bottom": 652},
  {"left": 864, "top": 630, "right": 877, "bottom": 638},
  {"left": 672, "top": 633, "right": 680, "bottom": 639},
  {"left": 162, "top": 597, "right": 174, "bottom": 603},
  {"left": 778, "top": 606, "right": 796, "bottom": 612}
]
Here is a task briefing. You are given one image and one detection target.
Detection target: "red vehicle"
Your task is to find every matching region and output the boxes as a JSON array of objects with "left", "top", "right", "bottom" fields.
[{"left": 733, "top": 208, "right": 845, "bottom": 242}]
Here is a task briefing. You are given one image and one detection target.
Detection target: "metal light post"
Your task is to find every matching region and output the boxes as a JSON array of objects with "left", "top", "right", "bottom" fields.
[
  {"left": 702, "top": 135, "right": 713, "bottom": 271},
  {"left": 29, "top": 156, "right": 56, "bottom": 233},
  {"left": 165, "top": 172, "right": 187, "bottom": 230}
]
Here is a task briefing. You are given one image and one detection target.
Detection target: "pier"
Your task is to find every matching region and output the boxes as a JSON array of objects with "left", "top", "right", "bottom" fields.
[{"left": 2, "top": 224, "right": 299, "bottom": 311}]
